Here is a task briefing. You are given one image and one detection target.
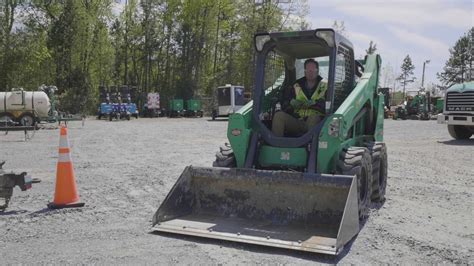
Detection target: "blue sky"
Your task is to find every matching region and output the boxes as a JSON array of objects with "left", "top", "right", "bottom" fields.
[{"left": 306, "top": 0, "right": 473, "bottom": 91}]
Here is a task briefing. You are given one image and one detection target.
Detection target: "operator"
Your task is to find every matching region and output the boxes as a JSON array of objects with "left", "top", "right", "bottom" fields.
[{"left": 272, "top": 58, "right": 327, "bottom": 137}]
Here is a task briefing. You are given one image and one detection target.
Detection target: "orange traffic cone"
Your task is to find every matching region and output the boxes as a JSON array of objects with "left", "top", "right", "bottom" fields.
[{"left": 48, "top": 126, "right": 84, "bottom": 209}]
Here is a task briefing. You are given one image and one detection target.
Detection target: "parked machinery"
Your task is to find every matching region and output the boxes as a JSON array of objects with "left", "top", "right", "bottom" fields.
[
  {"left": 437, "top": 81, "right": 474, "bottom": 139},
  {"left": 392, "top": 92, "right": 430, "bottom": 120},
  {"left": 0, "top": 88, "right": 50, "bottom": 126},
  {"left": 185, "top": 99, "right": 203, "bottom": 117},
  {"left": 406, "top": 93, "right": 430, "bottom": 120},
  {"left": 0, "top": 86, "right": 83, "bottom": 127},
  {"left": 152, "top": 29, "right": 387, "bottom": 255},
  {"left": 168, "top": 99, "right": 184, "bottom": 117},
  {"left": 39, "top": 85, "right": 85, "bottom": 124},
  {"left": 0, "top": 161, "right": 33, "bottom": 212},
  {"left": 211, "top": 84, "right": 248, "bottom": 120},
  {"left": 378, "top": 87, "right": 391, "bottom": 118},
  {"left": 97, "top": 85, "right": 139, "bottom": 121},
  {"left": 141, "top": 93, "right": 162, "bottom": 118},
  {"left": 435, "top": 98, "right": 444, "bottom": 114}
]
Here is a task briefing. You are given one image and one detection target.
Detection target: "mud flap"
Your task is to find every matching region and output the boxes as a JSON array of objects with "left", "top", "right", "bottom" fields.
[{"left": 152, "top": 166, "right": 359, "bottom": 255}]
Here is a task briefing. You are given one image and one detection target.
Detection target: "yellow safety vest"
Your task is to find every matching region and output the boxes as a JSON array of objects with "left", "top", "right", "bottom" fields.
[{"left": 293, "top": 81, "right": 327, "bottom": 118}]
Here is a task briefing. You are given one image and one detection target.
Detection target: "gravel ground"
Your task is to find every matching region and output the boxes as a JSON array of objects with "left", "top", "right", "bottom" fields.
[{"left": 0, "top": 117, "right": 472, "bottom": 264}]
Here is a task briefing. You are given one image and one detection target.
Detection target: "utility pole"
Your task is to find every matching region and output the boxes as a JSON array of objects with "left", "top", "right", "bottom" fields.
[{"left": 421, "top": 59, "right": 430, "bottom": 88}]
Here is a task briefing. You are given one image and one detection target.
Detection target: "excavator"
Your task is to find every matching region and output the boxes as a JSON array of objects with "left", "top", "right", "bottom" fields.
[{"left": 152, "top": 29, "right": 388, "bottom": 255}]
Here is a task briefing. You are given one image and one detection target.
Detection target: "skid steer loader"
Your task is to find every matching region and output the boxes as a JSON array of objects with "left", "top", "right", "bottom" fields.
[{"left": 152, "top": 29, "right": 388, "bottom": 255}]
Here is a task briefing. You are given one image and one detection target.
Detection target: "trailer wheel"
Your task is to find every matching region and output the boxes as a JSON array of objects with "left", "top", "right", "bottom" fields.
[
  {"left": 19, "top": 113, "right": 36, "bottom": 126},
  {"left": 367, "top": 142, "right": 388, "bottom": 202},
  {"left": 0, "top": 113, "right": 14, "bottom": 126},
  {"left": 337, "top": 147, "right": 372, "bottom": 220},
  {"left": 212, "top": 143, "right": 236, "bottom": 168},
  {"left": 448, "top": 125, "right": 472, "bottom": 140}
]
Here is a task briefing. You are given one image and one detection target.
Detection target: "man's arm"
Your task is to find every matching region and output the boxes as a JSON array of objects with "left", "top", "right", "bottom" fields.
[{"left": 280, "top": 85, "right": 296, "bottom": 114}]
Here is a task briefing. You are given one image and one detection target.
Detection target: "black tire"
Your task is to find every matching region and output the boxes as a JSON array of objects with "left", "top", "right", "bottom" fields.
[
  {"left": 447, "top": 125, "right": 472, "bottom": 140},
  {"left": 367, "top": 142, "right": 388, "bottom": 202},
  {"left": 420, "top": 112, "right": 429, "bottom": 121},
  {"left": 109, "top": 115, "right": 112, "bottom": 121},
  {"left": 337, "top": 147, "right": 372, "bottom": 220},
  {"left": 212, "top": 110, "right": 217, "bottom": 120},
  {"left": 212, "top": 143, "right": 236, "bottom": 168},
  {"left": 19, "top": 113, "right": 36, "bottom": 126},
  {"left": 0, "top": 113, "right": 15, "bottom": 126}
]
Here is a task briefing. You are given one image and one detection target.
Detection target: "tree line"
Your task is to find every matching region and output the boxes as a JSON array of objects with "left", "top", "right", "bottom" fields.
[
  {"left": 1, "top": 0, "right": 471, "bottom": 113},
  {"left": 0, "top": 0, "right": 309, "bottom": 113},
  {"left": 391, "top": 27, "right": 473, "bottom": 95}
]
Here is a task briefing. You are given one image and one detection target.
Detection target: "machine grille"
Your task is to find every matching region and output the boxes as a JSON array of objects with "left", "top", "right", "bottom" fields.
[{"left": 445, "top": 91, "right": 474, "bottom": 112}]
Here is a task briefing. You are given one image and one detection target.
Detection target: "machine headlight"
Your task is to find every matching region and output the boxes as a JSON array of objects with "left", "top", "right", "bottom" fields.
[
  {"left": 231, "top": 128, "right": 241, "bottom": 136},
  {"left": 328, "top": 117, "right": 341, "bottom": 137}
]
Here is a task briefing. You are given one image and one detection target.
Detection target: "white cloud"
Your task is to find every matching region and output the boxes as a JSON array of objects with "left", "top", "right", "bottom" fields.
[
  {"left": 305, "top": 0, "right": 466, "bottom": 85},
  {"left": 311, "top": 0, "right": 472, "bottom": 29},
  {"left": 388, "top": 26, "right": 450, "bottom": 55},
  {"left": 306, "top": 17, "right": 336, "bottom": 29}
]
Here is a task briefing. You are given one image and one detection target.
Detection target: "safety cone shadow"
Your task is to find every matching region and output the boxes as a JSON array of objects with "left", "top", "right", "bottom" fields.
[{"left": 48, "top": 126, "right": 84, "bottom": 209}]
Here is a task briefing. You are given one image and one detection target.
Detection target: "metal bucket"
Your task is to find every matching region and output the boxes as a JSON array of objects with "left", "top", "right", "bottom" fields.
[{"left": 152, "top": 166, "right": 359, "bottom": 255}]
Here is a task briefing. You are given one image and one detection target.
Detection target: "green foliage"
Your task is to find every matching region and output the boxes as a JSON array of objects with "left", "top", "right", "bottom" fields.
[
  {"left": 437, "top": 27, "right": 473, "bottom": 87},
  {"left": 397, "top": 55, "right": 416, "bottom": 95},
  {"left": 0, "top": 0, "right": 309, "bottom": 114}
]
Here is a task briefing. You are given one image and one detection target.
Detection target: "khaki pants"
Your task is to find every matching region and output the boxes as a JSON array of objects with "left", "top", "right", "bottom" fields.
[{"left": 271, "top": 111, "right": 322, "bottom": 137}]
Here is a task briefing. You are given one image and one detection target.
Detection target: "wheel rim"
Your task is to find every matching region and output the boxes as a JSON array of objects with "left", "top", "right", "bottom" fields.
[
  {"left": 0, "top": 114, "right": 14, "bottom": 125},
  {"left": 20, "top": 115, "right": 35, "bottom": 126},
  {"left": 0, "top": 115, "right": 12, "bottom": 121}
]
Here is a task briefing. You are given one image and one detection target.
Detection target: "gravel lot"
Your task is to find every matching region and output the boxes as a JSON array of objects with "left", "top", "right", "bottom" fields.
[{"left": 0, "top": 117, "right": 472, "bottom": 264}]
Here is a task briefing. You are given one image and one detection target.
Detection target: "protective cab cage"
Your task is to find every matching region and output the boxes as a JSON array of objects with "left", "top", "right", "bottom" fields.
[{"left": 247, "top": 29, "right": 364, "bottom": 170}]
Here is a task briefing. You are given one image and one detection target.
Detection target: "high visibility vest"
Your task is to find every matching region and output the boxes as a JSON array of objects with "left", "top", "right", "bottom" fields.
[{"left": 293, "top": 80, "right": 327, "bottom": 118}]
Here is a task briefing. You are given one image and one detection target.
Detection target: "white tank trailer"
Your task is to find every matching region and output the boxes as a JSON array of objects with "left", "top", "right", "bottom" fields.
[{"left": 0, "top": 89, "right": 51, "bottom": 126}]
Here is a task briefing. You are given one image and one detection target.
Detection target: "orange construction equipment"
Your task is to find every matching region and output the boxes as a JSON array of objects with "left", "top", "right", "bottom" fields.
[{"left": 47, "top": 126, "right": 84, "bottom": 209}]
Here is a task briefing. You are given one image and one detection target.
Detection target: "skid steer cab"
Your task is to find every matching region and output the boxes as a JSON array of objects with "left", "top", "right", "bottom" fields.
[{"left": 153, "top": 29, "right": 388, "bottom": 256}]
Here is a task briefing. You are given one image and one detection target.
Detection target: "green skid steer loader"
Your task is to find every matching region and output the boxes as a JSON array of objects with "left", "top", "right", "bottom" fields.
[{"left": 152, "top": 29, "right": 388, "bottom": 255}]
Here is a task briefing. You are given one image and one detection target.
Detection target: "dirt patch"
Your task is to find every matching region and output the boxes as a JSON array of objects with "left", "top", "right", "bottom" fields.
[{"left": 0, "top": 118, "right": 472, "bottom": 264}]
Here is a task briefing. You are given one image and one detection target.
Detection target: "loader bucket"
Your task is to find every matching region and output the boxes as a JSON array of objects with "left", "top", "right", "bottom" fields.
[{"left": 152, "top": 166, "right": 359, "bottom": 255}]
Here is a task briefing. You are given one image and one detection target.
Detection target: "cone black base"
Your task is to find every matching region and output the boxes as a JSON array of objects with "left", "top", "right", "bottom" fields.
[{"left": 47, "top": 202, "right": 85, "bottom": 209}]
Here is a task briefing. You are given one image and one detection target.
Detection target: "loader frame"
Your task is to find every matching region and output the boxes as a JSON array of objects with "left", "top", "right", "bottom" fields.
[
  {"left": 153, "top": 29, "right": 385, "bottom": 256},
  {"left": 228, "top": 29, "right": 383, "bottom": 173}
]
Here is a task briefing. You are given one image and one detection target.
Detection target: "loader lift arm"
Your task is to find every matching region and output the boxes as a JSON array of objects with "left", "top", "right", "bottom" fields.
[{"left": 153, "top": 28, "right": 386, "bottom": 256}]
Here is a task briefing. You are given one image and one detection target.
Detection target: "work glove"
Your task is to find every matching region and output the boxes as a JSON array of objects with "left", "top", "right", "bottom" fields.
[
  {"left": 310, "top": 100, "right": 325, "bottom": 113},
  {"left": 290, "top": 99, "right": 304, "bottom": 109},
  {"left": 305, "top": 99, "right": 316, "bottom": 106}
]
